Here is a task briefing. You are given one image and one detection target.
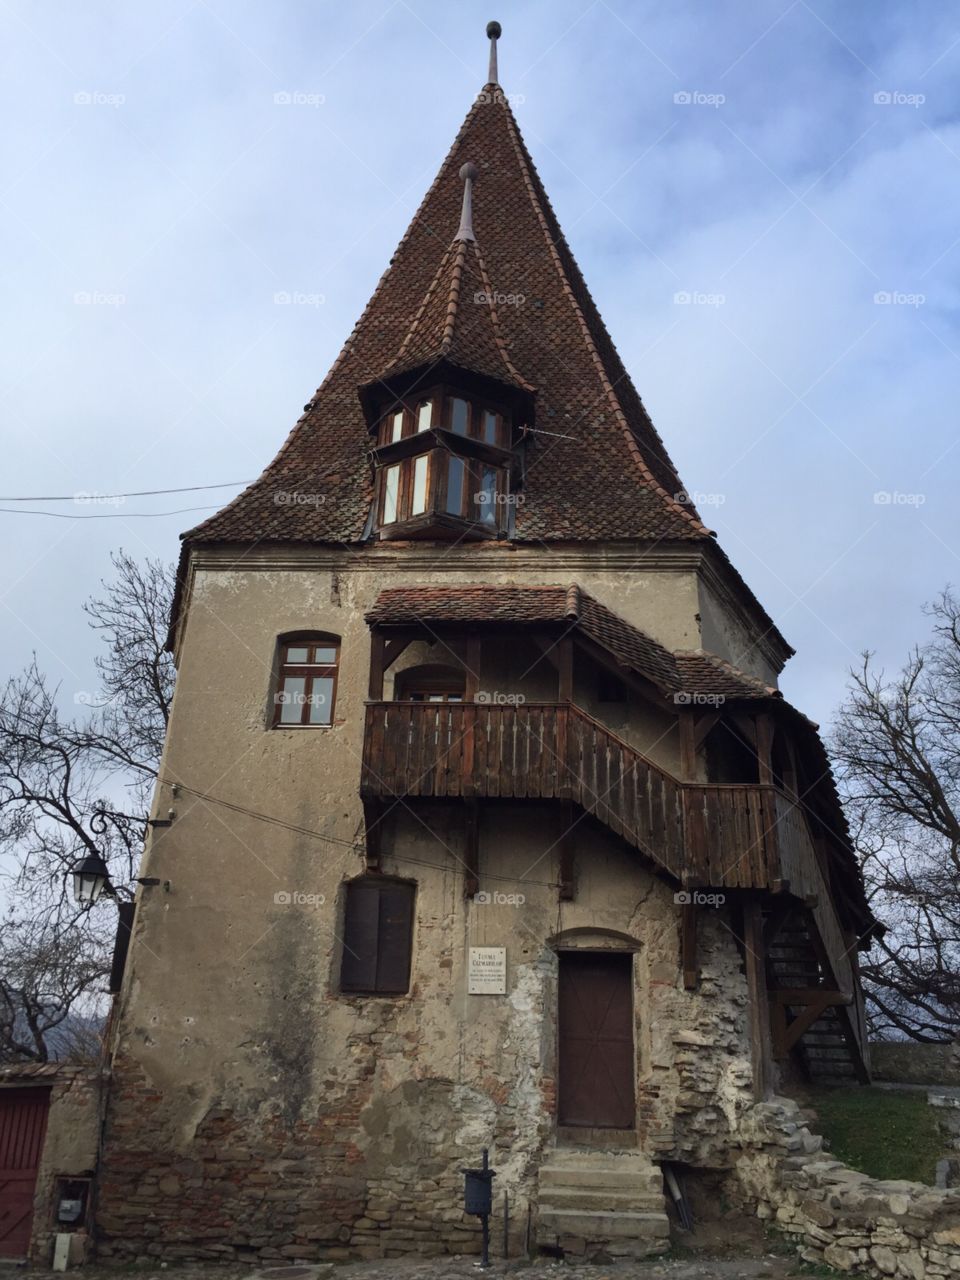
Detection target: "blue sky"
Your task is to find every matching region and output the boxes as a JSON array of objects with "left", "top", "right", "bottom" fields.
[{"left": 1, "top": 0, "right": 958, "bottom": 729}]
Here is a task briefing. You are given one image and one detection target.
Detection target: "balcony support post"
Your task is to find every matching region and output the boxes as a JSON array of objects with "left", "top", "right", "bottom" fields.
[
  {"left": 558, "top": 801, "right": 575, "bottom": 901},
  {"left": 369, "top": 631, "right": 387, "bottom": 700},
  {"left": 755, "top": 712, "right": 775, "bottom": 787},
  {"left": 681, "top": 900, "right": 698, "bottom": 990},
  {"left": 558, "top": 637, "right": 573, "bottom": 702},
  {"left": 464, "top": 800, "right": 480, "bottom": 900},
  {"left": 743, "top": 898, "right": 773, "bottom": 1099},
  {"left": 465, "top": 635, "right": 481, "bottom": 703},
  {"left": 678, "top": 710, "right": 697, "bottom": 781},
  {"left": 363, "top": 799, "right": 384, "bottom": 872}
]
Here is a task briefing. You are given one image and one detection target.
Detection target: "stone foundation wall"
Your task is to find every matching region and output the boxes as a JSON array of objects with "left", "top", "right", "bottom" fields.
[
  {"left": 872, "top": 1042, "right": 960, "bottom": 1087},
  {"left": 734, "top": 1097, "right": 960, "bottom": 1278}
]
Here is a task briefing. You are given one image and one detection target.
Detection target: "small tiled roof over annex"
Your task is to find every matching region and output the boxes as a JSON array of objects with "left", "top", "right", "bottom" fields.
[
  {"left": 183, "top": 76, "right": 708, "bottom": 549},
  {"left": 365, "top": 583, "right": 777, "bottom": 703}
]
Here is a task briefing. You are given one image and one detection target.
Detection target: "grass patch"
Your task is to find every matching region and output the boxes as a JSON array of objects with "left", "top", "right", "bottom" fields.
[{"left": 808, "top": 1086, "right": 943, "bottom": 1183}]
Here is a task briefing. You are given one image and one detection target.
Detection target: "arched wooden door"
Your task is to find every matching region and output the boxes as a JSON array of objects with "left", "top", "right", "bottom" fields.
[
  {"left": 0, "top": 1087, "right": 50, "bottom": 1257},
  {"left": 557, "top": 951, "right": 635, "bottom": 1129}
]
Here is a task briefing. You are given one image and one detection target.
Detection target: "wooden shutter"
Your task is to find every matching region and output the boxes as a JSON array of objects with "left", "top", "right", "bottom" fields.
[
  {"left": 340, "top": 880, "right": 380, "bottom": 992},
  {"left": 375, "top": 882, "right": 415, "bottom": 994},
  {"left": 109, "top": 901, "right": 136, "bottom": 994},
  {"left": 340, "top": 879, "right": 415, "bottom": 995}
]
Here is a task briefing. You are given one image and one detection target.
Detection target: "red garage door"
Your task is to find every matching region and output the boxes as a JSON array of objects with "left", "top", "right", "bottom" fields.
[{"left": 0, "top": 1087, "right": 50, "bottom": 1257}]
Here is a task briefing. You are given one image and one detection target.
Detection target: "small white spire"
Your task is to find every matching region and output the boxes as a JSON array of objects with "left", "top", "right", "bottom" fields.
[
  {"left": 486, "top": 20, "right": 501, "bottom": 86},
  {"left": 456, "top": 162, "right": 478, "bottom": 242}
]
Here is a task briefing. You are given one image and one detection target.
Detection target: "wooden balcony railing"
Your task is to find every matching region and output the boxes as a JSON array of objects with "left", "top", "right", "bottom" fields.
[{"left": 361, "top": 701, "right": 822, "bottom": 892}]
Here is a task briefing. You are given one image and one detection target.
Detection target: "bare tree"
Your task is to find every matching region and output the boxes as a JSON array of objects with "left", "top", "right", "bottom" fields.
[
  {"left": 0, "top": 912, "right": 108, "bottom": 1063},
  {"left": 0, "top": 551, "right": 174, "bottom": 1061},
  {"left": 833, "top": 588, "right": 960, "bottom": 1042}
]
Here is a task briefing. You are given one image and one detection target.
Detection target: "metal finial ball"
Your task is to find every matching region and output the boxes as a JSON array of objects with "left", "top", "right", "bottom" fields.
[
  {"left": 460, "top": 162, "right": 478, "bottom": 182},
  {"left": 486, "top": 21, "right": 501, "bottom": 39}
]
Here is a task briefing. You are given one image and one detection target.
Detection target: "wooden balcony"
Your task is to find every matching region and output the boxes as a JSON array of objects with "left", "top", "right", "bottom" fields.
[
  {"left": 360, "top": 700, "right": 818, "bottom": 892},
  {"left": 361, "top": 698, "right": 868, "bottom": 1079}
]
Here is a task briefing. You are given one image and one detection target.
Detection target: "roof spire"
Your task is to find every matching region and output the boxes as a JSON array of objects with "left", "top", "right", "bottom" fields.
[
  {"left": 456, "top": 162, "right": 477, "bottom": 241},
  {"left": 486, "top": 20, "right": 501, "bottom": 86}
]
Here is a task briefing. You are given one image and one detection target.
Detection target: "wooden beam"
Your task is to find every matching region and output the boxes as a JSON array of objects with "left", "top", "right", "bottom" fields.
[
  {"left": 743, "top": 899, "right": 773, "bottom": 1099},
  {"left": 464, "top": 800, "right": 480, "bottom": 900},
  {"left": 769, "top": 998, "right": 789, "bottom": 1060},
  {"left": 693, "top": 711, "right": 721, "bottom": 750},
  {"left": 557, "top": 636, "right": 574, "bottom": 703},
  {"left": 529, "top": 632, "right": 561, "bottom": 671},
  {"left": 368, "top": 632, "right": 387, "bottom": 700},
  {"left": 755, "top": 712, "right": 775, "bottom": 787},
  {"left": 362, "top": 799, "right": 384, "bottom": 872},
  {"left": 571, "top": 632, "right": 667, "bottom": 713},
  {"left": 781, "top": 994, "right": 835, "bottom": 1053},
  {"left": 558, "top": 801, "right": 575, "bottom": 901},
  {"left": 465, "top": 635, "right": 481, "bottom": 703},
  {"left": 681, "top": 901, "right": 698, "bottom": 989},
  {"left": 762, "top": 901, "right": 792, "bottom": 951},
  {"left": 678, "top": 711, "right": 697, "bottom": 781},
  {"left": 383, "top": 636, "right": 413, "bottom": 673},
  {"left": 771, "top": 987, "right": 852, "bottom": 1006}
]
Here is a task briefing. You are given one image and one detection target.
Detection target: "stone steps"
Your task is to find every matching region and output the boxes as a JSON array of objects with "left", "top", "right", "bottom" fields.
[
  {"left": 536, "top": 1148, "right": 670, "bottom": 1258},
  {"left": 539, "top": 1208, "right": 671, "bottom": 1238},
  {"left": 539, "top": 1185, "right": 666, "bottom": 1212}
]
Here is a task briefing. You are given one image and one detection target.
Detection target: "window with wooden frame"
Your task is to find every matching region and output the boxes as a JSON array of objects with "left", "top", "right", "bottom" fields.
[
  {"left": 370, "top": 385, "right": 515, "bottom": 540},
  {"left": 339, "top": 877, "right": 416, "bottom": 995},
  {"left": 375, "top": 392, "right": 509, "bottom": 449},
  {"left": 272, "top": 635, "right": 340, "bottom": 727}
]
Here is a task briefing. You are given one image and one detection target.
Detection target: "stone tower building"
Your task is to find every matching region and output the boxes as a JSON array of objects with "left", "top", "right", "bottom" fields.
[{"left": 97, "top": 23, "right": 877, "bottom": 1263}]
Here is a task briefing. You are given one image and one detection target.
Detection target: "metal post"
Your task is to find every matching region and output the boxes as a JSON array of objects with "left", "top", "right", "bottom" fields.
[{"left": 479, "top": 1147, "right": 491, "bottom": 1269}]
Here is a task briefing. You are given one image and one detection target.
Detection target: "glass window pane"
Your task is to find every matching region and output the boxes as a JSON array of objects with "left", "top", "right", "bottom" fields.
[
  {"left": 476, "top": 465, "right": 498, "bottom": 525},
  {"left": 383, "top": 465, "right": 400, "bottom": 523},
  {"left": 450, "top": 397, "right": 469, "bottom": 435},
  {"left": 445, "top": 456, "right": 464, "bottom": 515},
  {"left": 483, "top": 411, "right": 498, "bottom": 444},
  {"left": 313, "top": 646, "right": 338, "bottom": 665},
  {"left": 411, "top": 454, "right": 428, "bottom": 515},
  {"left": 417, "top": 401, "right": 432, "bottom": 432},
  {"left": 278, "top": 677, "right": 306, "bottom": 724},
  {"left": 390, "top": 410, "right": 404, "bottom": 442},
  {"left": 309, "top": 677, "right": 334, "bottom": 725},
  {"left": 286, "top": 646, "right": 309, "bottom": 664}
]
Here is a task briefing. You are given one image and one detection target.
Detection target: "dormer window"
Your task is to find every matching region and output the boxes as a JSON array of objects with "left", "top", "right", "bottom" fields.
[{"left": 369, "top": 384, "right": 517, "bottom": 541}]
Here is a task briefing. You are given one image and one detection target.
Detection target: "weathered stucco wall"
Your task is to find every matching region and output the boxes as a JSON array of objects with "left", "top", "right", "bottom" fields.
[{"left": 96, "top": 548, "right": 769, "bottom": 1261}]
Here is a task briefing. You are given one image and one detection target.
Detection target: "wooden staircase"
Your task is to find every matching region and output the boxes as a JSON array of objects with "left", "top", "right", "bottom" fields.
[
  {"left": 766, "top": 906, "right": 868, "bottom": 1084},
  {"left": 361, "top": 698, "right": 870, "bottom": 1083}
]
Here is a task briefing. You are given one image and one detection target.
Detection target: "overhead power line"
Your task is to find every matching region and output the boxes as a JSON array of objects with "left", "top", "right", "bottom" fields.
[
  {"left": 0, "top": 481, "right": 251, "bottom": 502},
  {"left": 0, "top": 504, "right": 222, "bottom": 519}
]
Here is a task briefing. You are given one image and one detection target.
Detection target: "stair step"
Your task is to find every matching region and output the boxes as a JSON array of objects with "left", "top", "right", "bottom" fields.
[
  {"left": 542, "top": 1148, "right": 659, "bottom": 1170},
  {"left": 539, "top": 1186, "right": 665, "bottom": 1211},
  {"left": 539, "top": 1208, "right": 670, "bottom": 1240}
]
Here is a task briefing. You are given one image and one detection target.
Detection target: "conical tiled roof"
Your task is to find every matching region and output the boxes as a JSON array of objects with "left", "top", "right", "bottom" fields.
[{"left": 185, "top": 80, "right": 709, "bottom": 546}]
